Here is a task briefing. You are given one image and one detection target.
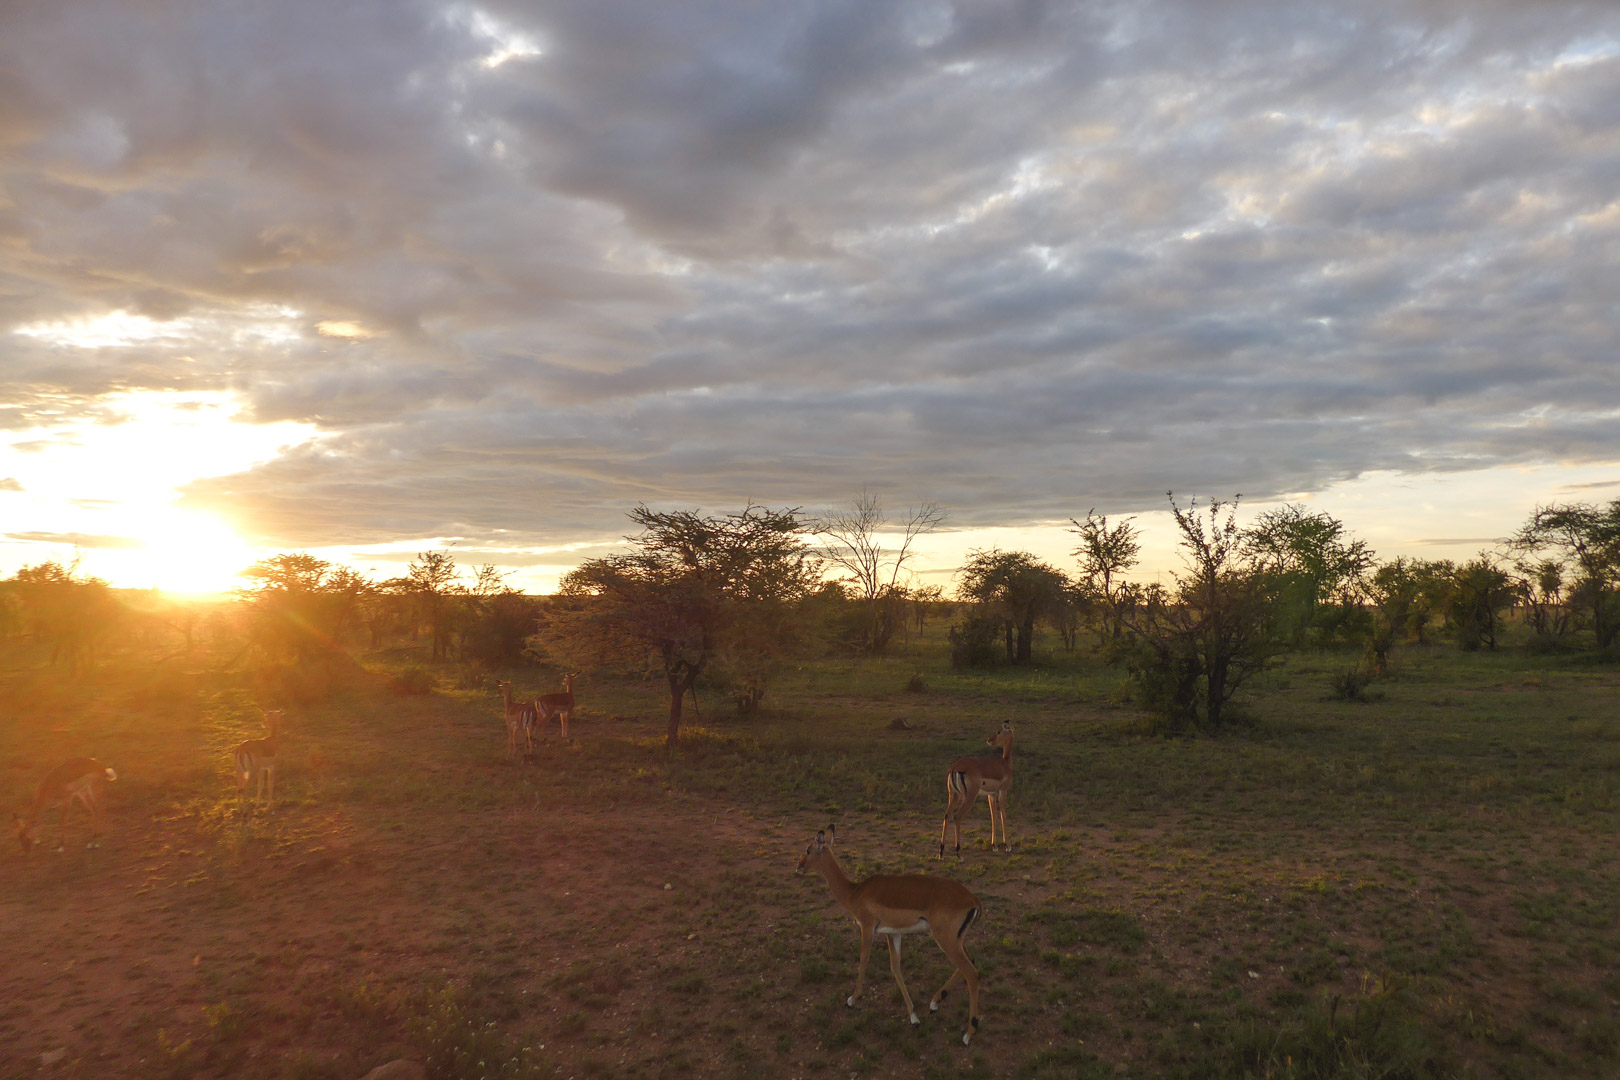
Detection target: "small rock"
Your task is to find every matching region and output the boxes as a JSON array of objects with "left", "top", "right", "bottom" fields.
[{"left": 360, "top": 1060, "right": 426, "bottom": 1080}]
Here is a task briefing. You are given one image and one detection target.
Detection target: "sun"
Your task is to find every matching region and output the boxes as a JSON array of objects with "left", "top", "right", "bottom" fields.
[
  {"left": 104, "top": 506, "right": 261, "bottom": 595},
  {"left": 139, "top": 509, "right": 259, "bottom": 595}
]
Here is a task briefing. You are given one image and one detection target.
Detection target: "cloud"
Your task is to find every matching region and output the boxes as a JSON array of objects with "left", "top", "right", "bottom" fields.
[
  {"left": 5, "top": 531, "right": 144, "bottom": 549},
  {"left": 0, "top": 478, "right": 22, "bottom": 492},
  {"left": 2, "top": 0, "right": 1618, "bottom": 554}
]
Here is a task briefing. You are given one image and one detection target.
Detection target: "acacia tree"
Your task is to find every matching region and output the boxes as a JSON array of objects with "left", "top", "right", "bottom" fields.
[
  {"left": 1449, "top": 557, "right": 1516, "bottom": 652},
  {"left": 1242, "top": 504, "right": 1374, "bottom": 644},
  {"left": 1511, "top": 500, "right": 1620, "bottom": 650},
  {"left": 402, "top": 549, "right": 460, "bottom": 660},
  {"left": 816, "top": 492, "right": 945, "bottom": 655},
  {"left": 6, "top": 559, "right": 121, "bottom": 671},
  {"left": 1070, "top": 509, "right": 1141, "bottom": 645},
  {"left": 1112, "top": 495, "right": 1283, "bottom": 730},
  {"left": 956, "top": 549, "right": 1071, "bottom": 665},
  {"left": 239, "top": 553, "right": 374, "bottom": 661},
  {"left": 535, "top": 504, "right": 819, "bottom": 745}
]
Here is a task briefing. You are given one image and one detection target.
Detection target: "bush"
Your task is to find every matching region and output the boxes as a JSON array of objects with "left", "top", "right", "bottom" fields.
[
  {"left": 1109, "top": 633, "right": 1202, "bottom": 733},
  {"left": 1327, "top": 666, "right": 1372, "bottom": 702},
  {"left": 948, "top": 612, "right": 1003, "bottom": 669},
  {"left": 392, "top": 666, "right": 436, "bottom": 696},
  {"left": 903, "top": 672, "right": 927, "bottom": 692}
]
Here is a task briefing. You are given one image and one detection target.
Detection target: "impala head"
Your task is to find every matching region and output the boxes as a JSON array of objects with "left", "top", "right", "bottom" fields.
[
  {"left": 987, "top": 722, "right": 1013, "bottom": 750},
  {"left": 796, "top": 824, "right": 837, "bottom": 874},
  {"left": 265, "top": 709, "right": 285, "bottom": 735}
]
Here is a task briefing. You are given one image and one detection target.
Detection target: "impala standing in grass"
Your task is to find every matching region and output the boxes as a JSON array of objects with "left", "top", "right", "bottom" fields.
[
  {"left": 14, "top": 757, "right": 118, "bottom": 853},
  {"left": 535, "top": 671, "right": 579, "bottom": 741},
  {"left": 798, "top": 825, "right": 985, "bottom": 1045},
  {"left": 233, "top": 709, "right": 284, "bottom": 812},
  {"left": 939, "top": 722, "right": 1014, "bottom": 859},
  {"left": 497, "top": 681, "right": 539, "bottom": 759}
]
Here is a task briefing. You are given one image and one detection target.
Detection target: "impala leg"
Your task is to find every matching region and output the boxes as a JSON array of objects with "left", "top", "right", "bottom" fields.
[
  {"left": 849, "top": 924, "right": 874, "bottom": 1007},
  {"left": 886, "top": 934, "right": 920, "bottom": 1024},
  {"left": 87, "top": 796, "right": 103, "bottom": 849},
  {"left": 561, "top": 709, "right": 570, "bottom": 742},
  {"left": 998, "top": 793, "right": 1009, "bottom": 851},
  {"left": 266, "top": 764, "right": 275, "bottom": 811},
  {"left": 953, "top": 793, "right": 972, "bottom": 859},
  {"left": 988, "top": 794, "right": 1003, "bottom": 850},
  {"left": 55, "top": 799, "right": 71, "bottom": 852},
  {"left": 929, "top": 967, "right": 963, "bottom": 1014},
  {"left": 938, "top": 791, "right": 956, "bottom": 860},
  {"left": 935, "top": 932, "right": 981, "bottom": 1046}
]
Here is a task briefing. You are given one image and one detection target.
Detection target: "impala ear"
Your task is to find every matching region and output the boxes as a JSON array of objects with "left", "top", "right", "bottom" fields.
[
  {"left": 813, "top": 829, "right": 826, "bottom": 850},
  {"left": 826, "top": 824, "right": 837, "bottom": 847}
]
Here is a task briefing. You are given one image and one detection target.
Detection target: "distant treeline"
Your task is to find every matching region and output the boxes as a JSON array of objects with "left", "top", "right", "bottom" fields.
[{"left": 2, "top": 494, "right": 1615, "bottom": 739}]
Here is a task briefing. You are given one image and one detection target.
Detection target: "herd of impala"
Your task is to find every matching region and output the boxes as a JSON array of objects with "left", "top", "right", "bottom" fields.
[{"left": 11, "top": 669, "right": 1016, "bottom": 1047}]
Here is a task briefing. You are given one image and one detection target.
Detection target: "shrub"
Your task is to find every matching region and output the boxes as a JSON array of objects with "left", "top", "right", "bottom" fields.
[
  {"left": 903, "top": 673, "right": 927, "bottom": 693},
  {"left": 1327, "top": 666, "right": 1372, "bottom": 702},
  {"left": 948, "top": 612, "right": 1003, "bottom": 669},
  {"left": 392, "top": 666, "right": 435, "bottom": 696}
]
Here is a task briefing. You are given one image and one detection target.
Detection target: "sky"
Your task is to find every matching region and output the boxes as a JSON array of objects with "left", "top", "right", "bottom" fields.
[{"left": 2, "top": 0, "right": 1618, "bottom": 595}]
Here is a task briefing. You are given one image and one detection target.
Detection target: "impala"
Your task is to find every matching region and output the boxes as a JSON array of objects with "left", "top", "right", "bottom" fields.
[
  {"left": 939, "top": 721, "right": 1014, "bottom": 859},
  {"left": 535, "top": 672, "right": 579, "bottom": 741},
  {"left": 797, "top": 825, "right": 984, "bottom": 1045},
  {"left": 233, "top": 709, "right": 284, "bottom": 812},
  {"left": 14, "top": 758, "right": 118, "bottom": 853},
  {"left": 497, "top": 681, "right": 539, "bottom": 759}
]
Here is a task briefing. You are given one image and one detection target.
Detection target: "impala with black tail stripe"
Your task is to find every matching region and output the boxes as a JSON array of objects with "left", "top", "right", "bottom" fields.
[{"left": 797, "top": 825, "right": 985, "bottom": 1045}]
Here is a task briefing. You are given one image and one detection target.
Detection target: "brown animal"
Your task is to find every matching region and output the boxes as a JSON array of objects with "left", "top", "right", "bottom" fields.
[
  {"left": 939, "top": 722, "right": 1014, "bottom": 859},
  {"left": 497, "top": 681, "right": 538, "bottom": 758},
  {"left": 233, "top": 709, "right": 284, "bottom": 812},
  {"left": 798, "top": 825, "right": 984, "bottom": 1045},
  {"left": 535, "top": 672, "right": 579, "bottom": 741},
  {"left": 14, "top": 758, "right": 117, "bottom": 853}
]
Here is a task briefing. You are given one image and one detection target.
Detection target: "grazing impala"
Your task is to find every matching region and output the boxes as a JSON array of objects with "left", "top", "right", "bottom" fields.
[
  {"left": 497, "top": 681, "right": 539, "bottom": 759},
  {"left": 939, "top": 722, "right": 1014, "bottom": 859},
  {"left": 233, "top": 709, "right": 284, "bottom": 812},
  {"left": 535, "top": 672, "right": 579, "bottom": 741},
  {"left": 14, "top": 758, "right": 118, "bottom": 853},
  {"left": 798, "top": 825, "right": 984, "bottom": 1045}
]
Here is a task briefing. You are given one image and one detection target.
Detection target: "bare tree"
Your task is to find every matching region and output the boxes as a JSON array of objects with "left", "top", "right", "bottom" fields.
[{"left": 816, "top": 491, "right": 945, "bottom": 655}]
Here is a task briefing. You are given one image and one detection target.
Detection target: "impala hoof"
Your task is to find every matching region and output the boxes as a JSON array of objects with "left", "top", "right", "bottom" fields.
[
  {"left": 962, "top": 1031, "right": 972, "bottom": 1046},
  {"left": 845, "top": 996, "right": 855, "bottom": 1008},
  {"left": 909, "top": 1013, "right": 919, "bottom": 1025},
  {"left": 929, "top": 1000, "right": 940, "bottom": 1012}
]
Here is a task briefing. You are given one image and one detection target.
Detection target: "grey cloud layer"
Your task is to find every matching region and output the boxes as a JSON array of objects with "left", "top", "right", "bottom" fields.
[{"left": 2, "top": 1, "right": 1617, "bottom": 548}]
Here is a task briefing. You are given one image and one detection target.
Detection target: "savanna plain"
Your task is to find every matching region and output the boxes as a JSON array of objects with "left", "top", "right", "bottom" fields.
[{"left": 2, "top": 618, "right": 1617, "bottom": 1080}]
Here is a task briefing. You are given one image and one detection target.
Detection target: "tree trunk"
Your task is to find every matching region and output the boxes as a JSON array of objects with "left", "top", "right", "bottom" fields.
[
  {"left": 667, "top": 671, "right": 686, "bottom": 746},
  {"left": 1016, "top": 615, "right": 1035, "bottom": 664}
]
